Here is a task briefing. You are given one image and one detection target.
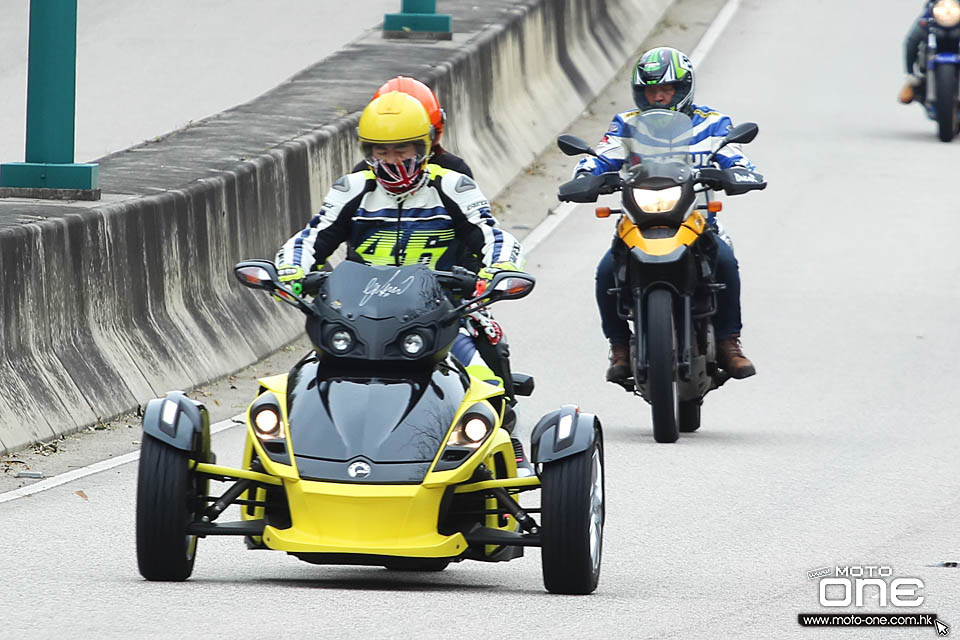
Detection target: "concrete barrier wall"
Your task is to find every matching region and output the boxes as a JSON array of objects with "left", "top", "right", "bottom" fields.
[{"left": 0, "top": 0, "right": 672, "bottom": 454}]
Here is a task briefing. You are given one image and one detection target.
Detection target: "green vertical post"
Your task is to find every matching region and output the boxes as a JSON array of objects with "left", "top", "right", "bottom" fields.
[
  {"left": 26, "top": 0, "right": 78, "bottom": 163},
  {"left": 383, "top": 0, "right": 452, "bottom": 40},
  {"left": 0, "top": 0, "right": 99, "bottom": 198}
]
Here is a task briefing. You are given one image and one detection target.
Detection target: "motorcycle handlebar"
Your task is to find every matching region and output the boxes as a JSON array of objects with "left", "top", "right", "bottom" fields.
[
  {"left": 300, "top": 271, "right": 328, "bottom": 295},
  {"left": 434, "top": 266, "right": 478, "bottom": 293}
]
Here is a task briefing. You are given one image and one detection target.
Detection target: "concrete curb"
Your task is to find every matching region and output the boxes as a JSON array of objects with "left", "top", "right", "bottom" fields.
[{"left": 0, "top": 0, "right": 673, "bottom": 454}]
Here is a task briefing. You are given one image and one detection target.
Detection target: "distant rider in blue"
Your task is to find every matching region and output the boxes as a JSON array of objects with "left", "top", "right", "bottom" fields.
[
  {"left": 574, "top": 46, "right": 761, "bottom": 382},
  {"left": 898, "top": 1, "right": 937, "bottom": 104}
]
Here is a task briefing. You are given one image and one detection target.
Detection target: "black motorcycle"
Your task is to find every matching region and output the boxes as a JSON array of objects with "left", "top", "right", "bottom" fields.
[
  {"left": 917, "top": 1, "right": 960, "bottom": 141},
  {"left": 555, "top": 110, "right": 765, "bottom": 443}
]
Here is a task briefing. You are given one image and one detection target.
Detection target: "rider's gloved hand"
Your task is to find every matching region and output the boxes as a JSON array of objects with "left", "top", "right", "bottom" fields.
[
  {"left": 474, "top": 261, "right": 522, "bottom": 297},
  {"left": 276, "top": 264, "right": 305, "bottom": 297}
]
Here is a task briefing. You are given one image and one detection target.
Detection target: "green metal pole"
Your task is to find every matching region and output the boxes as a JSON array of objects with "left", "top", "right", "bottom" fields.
[
  {"left": 25, "top": 0, "right": 78, "bottom": 163},
  {"left": 0, "top": 0, "right": 99, "bottom": 197},
  {"left": 383, "top": 0, "right": 452, "bottom": 40}
]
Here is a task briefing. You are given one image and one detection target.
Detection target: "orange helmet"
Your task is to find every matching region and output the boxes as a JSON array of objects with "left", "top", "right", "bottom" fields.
[{"left": 373, "top": 76, "right": 446, "bottom": 140}]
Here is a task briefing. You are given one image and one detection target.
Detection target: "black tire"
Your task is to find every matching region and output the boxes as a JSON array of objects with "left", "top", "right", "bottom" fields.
[
  {"left": 136, "top": 434, "right": 200, "bottom": 581},
  {"left": 383, "top": 558, "right": 450, "bottom": 572},
  {"left": 935, "top": 63, "right": 958, "bottom": 142},
  {"left": 540, "top": 427, "right": 604, "bottom": 595},
  {"left": 645, "top": 289, "right": 679, "bottom": 443},
  {"left": 678, "top": 400, "right": 701, "bottom": 433}
]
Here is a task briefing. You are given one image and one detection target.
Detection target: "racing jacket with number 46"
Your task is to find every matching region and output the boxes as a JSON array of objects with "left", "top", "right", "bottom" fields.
[{"left": 276, "top": 165, "right": 525, "bottom": 274}]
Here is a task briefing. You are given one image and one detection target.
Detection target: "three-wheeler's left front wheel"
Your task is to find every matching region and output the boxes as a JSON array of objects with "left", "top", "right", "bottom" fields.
[{"left": 136, "top": 434, "right": 201, "bottom": 581}]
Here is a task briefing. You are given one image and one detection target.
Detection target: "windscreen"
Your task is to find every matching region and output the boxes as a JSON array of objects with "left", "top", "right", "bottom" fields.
[
  {"left": 620, "top": 109, "right": 695, "bottom": 167},
  {"left": 320, "top": 261, "right": 445, "bottom": 321}
]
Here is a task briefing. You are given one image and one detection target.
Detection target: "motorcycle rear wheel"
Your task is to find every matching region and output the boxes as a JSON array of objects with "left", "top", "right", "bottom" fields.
[
  {"left": 644, "top": 289, "right": 680, "bottom": 443},
  {"left": 935, "top": 63, "right": 958, "bottom": 142}
]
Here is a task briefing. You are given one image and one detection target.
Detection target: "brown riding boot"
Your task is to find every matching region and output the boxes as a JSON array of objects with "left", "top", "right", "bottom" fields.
[
  {"left": 717, "top": 334, "right": 756, "bottom": 379},
  {"left": 898, "top": 82, "right": 915, "bottom": 104},
  {"left": 605, "top": 343, "right": 631, "bottom": 382}
]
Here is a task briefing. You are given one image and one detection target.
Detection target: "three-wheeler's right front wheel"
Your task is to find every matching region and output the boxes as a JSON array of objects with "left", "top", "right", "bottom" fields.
[
  {"left": 136, "top": 434, "right": 202, "bottom": 581},
  {"left": 539, "top": 424, "right": 604, "bottom": 594}
]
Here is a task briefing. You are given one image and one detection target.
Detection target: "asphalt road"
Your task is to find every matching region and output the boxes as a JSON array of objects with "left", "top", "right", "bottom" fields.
[
  {"left": 1, "top": 0, "right": 959, "bottom": 638},
  {"left": 0, "top": 0, "right": 398, "bottom": 164}
]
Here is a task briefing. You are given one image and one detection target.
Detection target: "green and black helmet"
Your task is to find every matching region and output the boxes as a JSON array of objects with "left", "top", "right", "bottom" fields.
[{"left": 631, "top": 46, "right": 695, "bottom": 114}]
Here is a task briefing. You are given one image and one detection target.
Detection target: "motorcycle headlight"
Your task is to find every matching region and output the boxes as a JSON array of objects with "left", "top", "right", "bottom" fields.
[
  {"left": 401, "top": 331, "right": 425, "bottom": 356},
  {"left": 631, "top": 185, "right": 682, "bottom": 213},
  {"left": 934, "top": 0, "right": 960, "bottom": 27},
  {"left": 329, "top": 328, "right": 354, "bottom": 354}
]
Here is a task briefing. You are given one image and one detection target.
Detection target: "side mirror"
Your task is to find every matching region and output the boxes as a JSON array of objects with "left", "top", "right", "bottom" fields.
[
  {"left": 485, "top": 271, "right": 535, "bottom": 302},
  {"left": 725, "top": 122, "right": 758, "bottom": 145},
  {"left": 234, "top": 260, "right": 279, "bottom": 290},
  {"left": 705, "top": 122, "right": 759, "bottom": 165},
  {"left": 443, "top": 271, "right": 536, "bottom": 323},
  {"left": 557, "top": 134, "right": 597, "bottom": 157}
]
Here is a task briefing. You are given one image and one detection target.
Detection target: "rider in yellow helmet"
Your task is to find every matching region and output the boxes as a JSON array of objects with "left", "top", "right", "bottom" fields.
[
  {"left": 275, "top": 93, "right": 527, "bottom": 433},
  {"left": 357, "top": 91, "right": 436, "bottom": 197}
]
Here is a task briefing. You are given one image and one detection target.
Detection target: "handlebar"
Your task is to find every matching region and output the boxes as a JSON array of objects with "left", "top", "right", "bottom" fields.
[
  {"left": 300, "top": 271, "right": 328, "bottom": 295},
  {"left": 434, "top": 266, "right": 478, "bottom": 294}
]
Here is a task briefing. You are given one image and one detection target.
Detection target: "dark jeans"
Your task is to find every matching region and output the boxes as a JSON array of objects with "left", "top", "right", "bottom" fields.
[{"left": 595, "top": 236, "right": 742, "bottom": 345}]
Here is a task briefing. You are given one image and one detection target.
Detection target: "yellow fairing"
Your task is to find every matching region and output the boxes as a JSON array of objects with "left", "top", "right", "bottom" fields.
[
  {"left": 241, "top": 368, "right": 527, "bottom": 558},
  {"left": 617, "top": 211, "right": 707, "bottom": 256}
]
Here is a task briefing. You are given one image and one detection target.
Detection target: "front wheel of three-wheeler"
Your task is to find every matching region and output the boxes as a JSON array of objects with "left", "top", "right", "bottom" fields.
[
  {"left": 135, "top": 434, "right": 201, "bottom": 581},
  {"left": 539, "top": 427, "right": 604, "bottom": 594}
]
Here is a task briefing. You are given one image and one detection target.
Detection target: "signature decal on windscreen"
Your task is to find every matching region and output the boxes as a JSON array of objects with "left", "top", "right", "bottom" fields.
[{"left": 359, "top": 270, "right": 416, "bottom": 307}]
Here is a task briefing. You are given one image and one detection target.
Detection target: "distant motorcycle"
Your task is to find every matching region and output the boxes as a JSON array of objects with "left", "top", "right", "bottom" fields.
[
  {"left": 918, "top": 0, "right": 960, "bottom": 141},
  {"left": 556, "top": 110, "right": 765, "bottom": 443}
]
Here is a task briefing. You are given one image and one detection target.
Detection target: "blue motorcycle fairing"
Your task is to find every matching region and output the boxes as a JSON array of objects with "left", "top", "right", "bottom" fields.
[{"left": 929, "top": 52, "right": 960, "bottom": 68}]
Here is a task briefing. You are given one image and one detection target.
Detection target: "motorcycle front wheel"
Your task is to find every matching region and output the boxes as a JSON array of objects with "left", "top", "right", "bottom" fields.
[
  {"left": 643, "top": 289, "right": 680, "bottom": 443},
  {"left": 935, "top": 63, "right": 958, "bottom": 142}
]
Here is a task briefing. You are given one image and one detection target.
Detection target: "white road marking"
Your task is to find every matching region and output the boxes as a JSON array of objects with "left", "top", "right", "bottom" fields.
[{"left": 0, "top": 415, "right": 243, "bottom": 504}]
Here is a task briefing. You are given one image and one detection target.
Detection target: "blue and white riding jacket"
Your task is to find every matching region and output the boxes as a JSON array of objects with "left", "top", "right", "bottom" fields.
[
  {"left": 276, "top": 165, "right": 524, "bottom": 273},
  {"left": 574, "top": 105, "right": 757, "bottom": 230},
  {"left": 575, "top": 104, "right": 755, "bottom": 175}
]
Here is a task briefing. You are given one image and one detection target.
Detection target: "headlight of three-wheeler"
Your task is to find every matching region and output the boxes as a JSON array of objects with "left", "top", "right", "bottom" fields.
[{"left": 250, "top": 393, "right": 284, "bottom": 441}]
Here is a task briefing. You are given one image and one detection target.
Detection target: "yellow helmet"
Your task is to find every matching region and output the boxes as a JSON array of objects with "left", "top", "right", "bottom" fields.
[{"left": 358, "top": 92, "right": 434, "bottom": 196}]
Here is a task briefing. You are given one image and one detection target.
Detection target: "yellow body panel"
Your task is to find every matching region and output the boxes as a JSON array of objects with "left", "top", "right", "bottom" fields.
[
  {"left": 263, "top": 479, "right": 466, "bottom": 557},
  {"left": 617, "top": 211, "right": 707, "bottom": 256},
  {"left": 234, "top": 365, "right": 528, "bottom": 558}
]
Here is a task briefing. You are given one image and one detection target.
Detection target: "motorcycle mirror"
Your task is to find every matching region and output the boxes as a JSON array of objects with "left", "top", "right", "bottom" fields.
[
  {"left": 557, "top": 134, "right": 598, "bottom": 157},
  {"left": 443, "top": 272, "right": 536, "bottom": 323},
  {"left": 486, "top": 271, "right": 536, "bottom": 301},
  {"left": 705, "top": 122, "right": 759, "bottom": 165},
  {"left": 724, "top": 122, "right": 759, "bottom": 145},
  {"left": 234, "top": 260, "right": 279, "bottom": 290}
]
